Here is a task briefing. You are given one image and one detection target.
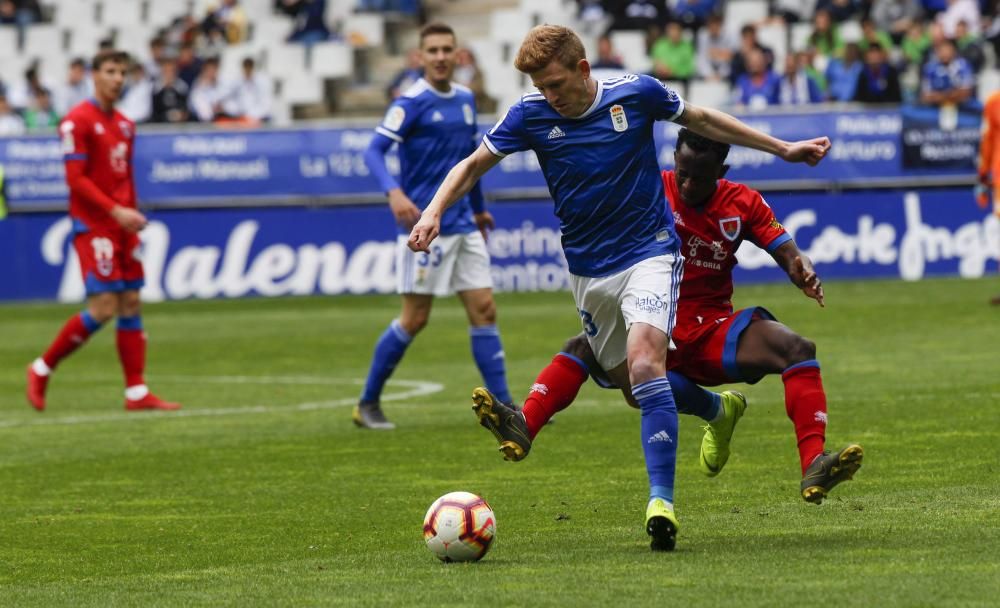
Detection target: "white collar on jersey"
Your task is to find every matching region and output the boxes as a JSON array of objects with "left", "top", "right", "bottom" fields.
[
  {"left": 568, "top": 78, "right": 604, "bottom": 120},
  {"left": 417, "top": 77, "right": 457, "bottom": 98}
]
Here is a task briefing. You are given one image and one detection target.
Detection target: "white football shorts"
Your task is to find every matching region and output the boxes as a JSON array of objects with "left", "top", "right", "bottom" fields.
[
  {"left": 569, "top": 253, "right": 683, "bottom": 371},
  {"left": 396, "top": 231, "right": 493, "bottom": 296}
]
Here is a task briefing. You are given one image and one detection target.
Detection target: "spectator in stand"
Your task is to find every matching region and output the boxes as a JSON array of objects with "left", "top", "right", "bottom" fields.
[
  {"left": 825, "top": 42, "right": 864, "bottom": 100},
  {"left": 144, "top": 37, "right": 167, "bottom": 83},
  {"left": 0, "top": 0, "right": 16, "bottom": 24},
  {"left": 729, "top": 25, "right": 775, "bottom": 85},
  {"left": 281, "top": 0, "right": 331, "bottom": 44},
  {"left": 650, "top": 21, "right": 696, "bottom": 82},
  {"left": 151, "top": 58, "right": 190, "bottom": 123},
  {"left": 177, "top": 42, "right": 204, "bottom": 88},
  {"left": 770, "top": 0, "right": 819, "bottom": 24},
  {"left": 24, "top": 87, "right": 59, "bottom": 131},
  {"left": 55, "top": 58, "right": 94, "bottom": 116},
  {"left": 853, "top": 42, "right": 902, "bottom": 102},
  {"left": 987, "top": 0, "right": 1000, "bottom": 61},
  {"left": 815, "top": 0, "right": 861, "bottom": 21},
  {"left": 0, "top": 94, "right": 25, "bottom": 136},
  {"left": 859, "top": 17, "right": 896, "bottom": 52},
  {"left": 204, "top": 0, "right": 249, "bottom": 44},
  {"left": 0, "top": 0, "right": 40, "bottom": 32},
  {"left": 734, "top": 48, "right": 781, "bottom": 108},
  {"left": 901, "top": 21, "right": 931, "bottom": 66},
  {"left": 200, "top": 27, "right": 229, "bottom": 58},
  {"left": 120, "top": 61, "right": 152, "bottom": 123},
  {"left": 669, "top": 0, "right": 717, "bottom": 30},
  {"left": 920, "top": 38, "right": 975, "bottom": 108},
  {"left": 612, "top": 0, "right": 668, "bottom": 31},
  {"left": 387, "top": 48, "right": 423, "bottom": 100},
  {"left": 7, "top": 63, "right": 50, "bottom": 112},
  {"left": 809, "top": 9, "right": 845, "bottom": 59},
  {"left": 954, "top": 20, "right": 984, "bottom": 72},
  {"left": 228, "top": 57, "right": 272, "bottom": 124},
  {"left": 454, "top": 48, "right": 496, "bottom": 113},
  {"left": 696, "top": 13, "right": 734, "bottom": 81},
  {"left": 870, "top": 0, "right": 924, "bottom": 43},
  {"left": 921, "top": 0, "right": 948, "bottom": 16},
  {"left": 799, "top": 48, "right": 828, "bottom": 92},
  {"left": 189, "top": 57, "right": 227, "bottom": 122},
  {"left": 591, "top": 35, "right": 626, "bottom": 70},
  {"left": 936, "top": 0, "right": 980, "bottom": 39},
  {"left": 778, "top": 54, "right": 824, "bottom": 105}
]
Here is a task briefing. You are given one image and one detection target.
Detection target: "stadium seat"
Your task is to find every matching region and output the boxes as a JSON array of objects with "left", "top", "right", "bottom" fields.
[
  {"left": 343, "top": 13, "right": 385, "bottom": 47},
  {"left": 147, "top": 2, "right": 188, "bottom": 27},
  {"left": 724, "top": 0, "right": 768, "bottom": 37},
  {"left": 490, "top": 9, "right": 534, "bottom": 47},
  {"left": 23, "top": 25, "right": 67, "bottom": 65},
  {"left": 309, "top": 41, "right": 353, "bottom": 79},
  {"left": 266, "top": 43, "right": 308, "bottom": 76},
  {"left": 0, "top": 25, "right": 19, "bottom": 56},
  {"left": 99, "top": 0, "right": 144, "bottom": 29},
  {"left": 790, "top": 22, "right": 813, "bottom": 52},
  {"left": 251, "top": 14, "right": 295, "bottom": 46},
  {"left": 279, "top": 72, "right": 323, "bottom": 104},
  {"left": 520, "top": 0, "right": 577, "bottom": 26},
  {"left": 688, "top": 80, "right": 732, "bottom": 108},
  {"left": 610, "top": 30, "right": 651, "bottom": 73},
  {"left": 53, "top": 0, "right": 98, "bottom": 29},
  {"left": 484, "top": 67, "right": 526, "bottom": 105},
  {"left": 839, "top": 20, "right": 863, "bottom": 44},
  {"left": 68, "top": 26, "right": 111, "bottom": 58},
  {"left": 219, "top": 42, "right": 267, "bottom": 81},
  {"left": 467, "top": 39, "right": 505, "bottom": 71},
  {"left": 756, "top": 22, "right": 788, "bottom": 67},
  {"left": 114, "top": 27, "right": 151, "bottom": 58}
]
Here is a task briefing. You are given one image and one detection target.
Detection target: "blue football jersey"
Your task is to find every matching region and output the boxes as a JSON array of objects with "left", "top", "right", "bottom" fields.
[
  {"left": 375, "top": 79, "right": 479, "bottom": 235},
  {"left": 484, "top": 74, "right": 685, "bottom": 277}
]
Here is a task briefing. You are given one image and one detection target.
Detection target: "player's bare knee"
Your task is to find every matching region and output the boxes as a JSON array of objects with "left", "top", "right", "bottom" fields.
[
  {"left": 786, "top": 335, "right": 817, "bottom": 365},
  {"left": 562, "top": 333, "right": 592, "bottom": 360},
  {"left": 117, "top": 293, "right": 141, "bottom": 317},
  {"left": 400, "top": 314, "right": 429, "bottom": 336},
  {"left": 473, "top": 298, "right": 497, "bottom": 326},
  {"left": 627, "top": 357, "right": 665, "bottom": 386},
  {"left": 87, "top": 295, "right": 117, "bottom": 323}
]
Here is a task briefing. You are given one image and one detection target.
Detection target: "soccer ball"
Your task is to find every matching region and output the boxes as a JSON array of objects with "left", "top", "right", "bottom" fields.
[{"left": 422, "top": 491, "right": 496, "bottom": 562}]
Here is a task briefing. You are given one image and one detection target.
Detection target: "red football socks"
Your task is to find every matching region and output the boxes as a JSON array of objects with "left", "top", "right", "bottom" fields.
[
  {"left": 41, "top": 312, "right": 99, "bottom": 369},
  {"left": 521, "top": 353, "right": 589, "bottom": 439},
  {"left": 782, "top": 361, "right": 828, "bottom": 474},
  {"left": 116, "top": 323, "right": 147, "bottom": 389}
]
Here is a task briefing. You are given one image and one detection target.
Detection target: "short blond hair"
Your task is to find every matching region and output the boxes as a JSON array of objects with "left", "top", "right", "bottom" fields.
[{"left": 514, "top": 25, "right": 586, "bottom": 73}]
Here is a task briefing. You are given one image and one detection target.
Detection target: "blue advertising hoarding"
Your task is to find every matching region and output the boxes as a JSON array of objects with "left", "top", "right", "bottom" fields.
[
  {"left": 1, "top": 189, "right": 995, "bottom": 303},
  {"left": 0, "top": 107, "right": 980, "bottom": 211}
]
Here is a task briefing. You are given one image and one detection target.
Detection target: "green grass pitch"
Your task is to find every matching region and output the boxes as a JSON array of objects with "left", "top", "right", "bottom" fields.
[{"left": 1, "top": 278, "right": 998, "bottom": 606}]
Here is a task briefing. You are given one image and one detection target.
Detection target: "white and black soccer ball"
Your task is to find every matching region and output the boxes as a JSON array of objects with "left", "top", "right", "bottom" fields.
[{"left": 422, "top": 491, "right": 496, "bottom": 562}]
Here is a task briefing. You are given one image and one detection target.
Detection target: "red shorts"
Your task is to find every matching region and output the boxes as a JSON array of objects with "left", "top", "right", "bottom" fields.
[
  {"left": 667, "top": 307, "right": 775, "bottom": 386},
  {"left": 73, "top": 227, "right": 145, "bottom": 295}
]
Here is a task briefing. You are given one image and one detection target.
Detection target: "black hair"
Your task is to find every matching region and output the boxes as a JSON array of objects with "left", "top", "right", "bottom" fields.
[{"left": 676, "top": 128, "right": 730, "bottom": 164}]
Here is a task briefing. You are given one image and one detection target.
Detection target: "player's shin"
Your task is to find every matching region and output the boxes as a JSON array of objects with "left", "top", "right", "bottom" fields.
[
  {"left": 116, "top": 316, "right": 146, "bottom": 396},
  {"left": 633, "top": 378, "right": 679, "bottom": 504},
  {"left": 781, "top": 360, "right": 828, "bottom": 473},
  {"left": 521, "top": 352, "right": 588, "bottom": 439},
  {"left": 470, "top": 325, "right": 512, "bottom": 405},
  {"left": 360, "top": 319, "right": 413, "bottom": 404},
  {"left": 40, "top": 310, "right": 104, "bottom": 370}
]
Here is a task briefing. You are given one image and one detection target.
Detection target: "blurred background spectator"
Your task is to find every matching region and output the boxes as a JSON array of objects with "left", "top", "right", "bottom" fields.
[
  {"left": 809, "top": 9, "right": 844, "bottom": 58},
  {"left": 454, "top": 48, "right": 496, "bottom": 113},
  {"left": 386, "top": 48, "right": 422, "bottom": 101},
  {"left": 935, "top": 0, "right": 979, "bottom": 39},
  {"left": 279, "top": 0, "right": 331, "bottom": 44},
  {"left": 920, "top": 38, "right": 976, "bottom": 108},
  {"left": 203, "top": 0, "right": 249, "bottom": 44},
  {"left": 651, "top": 21, "right": 695, "bottom": 82},
  {"left": 779, "top": 54, "right": 824, "bottom": 105},
  {"left": 870, "top": 0, "right": 924, "bottom": 43},
  {"left": 120, "top": 62, "right": 152, "bottom": 123},
  {"left": 696, "top": 14, "right": 733, "bottom": 81},
  {"left": 612, "top": 0, "right": 668, "bottom": 32},
  {"left": 734, "top": 48, "right": 780, "bottom": 107},
  {"left": 55, "top": 58, "right": 92, "bottom": 117},
  {"left": 151, "top": 59, "right": 190, "bottom": 124},
  {"left": 0, "top": 94, "right": 25, "bottom": 136},
  {"left": 229, "top": 57, "right": 273, "bottom": 124},
  {"left": 177, "top": 42, "right": 205, "bottom": 89},
  {"left": 23, "top": 86, "right": 57, "bottom": 131},
  {"left": 853, "top": 42, "right": 902, "bottom": 102},
  {"left": 669, "top": 0, "right": 718, "bottom": 31},
  {"left": 189, "top": 57, "right": 226, "bottom": 122},
  {"left": 592, "top": 35, "right": 626, "bottom": 70},
  {"left": 826, "top": 42, "right": 864, "bottom": 101},
  {"left": 730, "top": 24, "right": 774, "bottom": 86},
  {"left": 816, "top": 0, "right": 861, "bottom": 22}
]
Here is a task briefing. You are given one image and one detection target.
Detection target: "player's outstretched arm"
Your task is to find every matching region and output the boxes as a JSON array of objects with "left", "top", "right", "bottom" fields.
[
  {"left": 408, "top": 143, "right": 501, "bottom": 252},
  {"left": 772, "top": 240, "right": 825, "bottom": 307},
  {"left": 678, "top": 104, "right": 831, "bottom": 166}
]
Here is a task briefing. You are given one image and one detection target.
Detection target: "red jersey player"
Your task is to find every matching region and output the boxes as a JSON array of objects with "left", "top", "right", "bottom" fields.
[
  {"left": 25, "top": 50, "right": 180, "bottom": 412},
  {"left": 473, "top": 129, "right": 862, "bottom": 504}
]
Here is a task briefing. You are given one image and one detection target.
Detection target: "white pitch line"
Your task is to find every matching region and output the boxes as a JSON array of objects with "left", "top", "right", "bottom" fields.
[{"left": 0, "top": 377, "right": 444, "bottom": 429}]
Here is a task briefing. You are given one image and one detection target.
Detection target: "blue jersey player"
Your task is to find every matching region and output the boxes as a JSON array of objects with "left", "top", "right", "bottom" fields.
[
  {"left": 408, "top": 25, "right": 831, "bottom": 551},
  {"left": 355, "top": 22, "right": 512, "bottom": 430}
]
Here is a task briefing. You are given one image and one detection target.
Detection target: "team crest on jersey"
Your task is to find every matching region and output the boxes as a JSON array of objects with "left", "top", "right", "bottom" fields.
[
  {"left": 462, "top": 103, "right": 474, "bottom": 125},
  {"left": 384, "top": 106, "right": 405, "bottom": 131},
  {"left": 769, "top": 217, "right": 783, "bottom": 230},
  {"left": 719, "top": 216, "right": 741, "bottom": 241},
  {"left": 94, "top": 123, "right": 105, "bottom": 135},
  {"left": 609, "top": 104, "right": 628, "bottom": 132},
  {"left": 119, "top": 121, "right": 132, "bottom": 138}
]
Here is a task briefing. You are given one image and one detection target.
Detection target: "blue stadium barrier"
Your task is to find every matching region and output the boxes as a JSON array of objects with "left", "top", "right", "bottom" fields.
[{"left": 0, "top": 189, "right": 995, "bottom": 302}]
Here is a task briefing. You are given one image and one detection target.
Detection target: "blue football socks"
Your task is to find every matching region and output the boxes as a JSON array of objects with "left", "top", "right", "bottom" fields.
[
  {"left": 470, "top": 325, "right": 513, "bottom": 404},
  {"left": 360, "top": 320, "right": 412, "bottom": 403},
  {"left": 633, "top": 377, "right": 679, "bottom": 504},
  {"left": 668, "top": 371, "right": 722, "bottom": 422}
]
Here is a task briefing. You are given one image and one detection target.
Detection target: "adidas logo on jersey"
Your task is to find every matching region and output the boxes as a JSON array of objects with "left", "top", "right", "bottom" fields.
[
  {"left": 547, "top": 126, "right": 565, "bottom": 140},
  {"left": 647, "top": 430, "right": 673, "bottom": 444},
  {"left": 431, "top": 111, "right": 444, "bottom": 122}
]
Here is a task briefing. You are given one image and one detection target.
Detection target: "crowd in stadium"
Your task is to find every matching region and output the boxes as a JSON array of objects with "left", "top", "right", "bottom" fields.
[{"left": 0, "top": 0, "right": 996, "bottom": 136}]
